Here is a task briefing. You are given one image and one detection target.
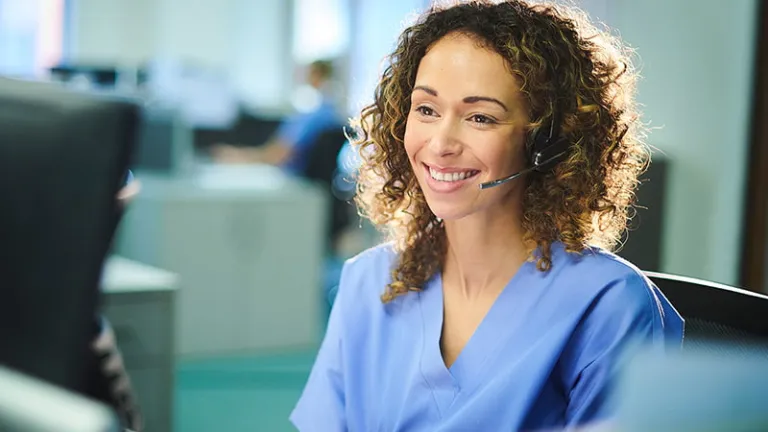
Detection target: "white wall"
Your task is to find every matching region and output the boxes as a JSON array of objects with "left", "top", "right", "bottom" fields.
[
  {"left": 69, "top": 0, "right": 155, "bottom": 66},
  {"left": 228, "top": 0, "right": 292, "bottom": 110},
  {"left": 68, "top": 0, "right": 291, "bottom": 109},
  {"left": 607, "top": 0, "right": 758, "bottom": 285},
  {"left": 347, "top": 0, "right": 430, "bottom": 116},
  {"left": 66, "top": 0, "right": 431, "bottom": 114},
  {"left": 0, "top": 0, "right": 41, "bottom": 76},
  {"left": 0, "top": 0, "right": 65, "bottom": 76}
]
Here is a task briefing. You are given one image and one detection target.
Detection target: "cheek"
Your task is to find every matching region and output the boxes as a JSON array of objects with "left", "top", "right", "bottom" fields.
[
  {"left": 506, "top": 132, "right": 528, "bottom": 163},
  {"left": 403, "top": 118, "right": 424, "bottom": 161},
  {"left": 479, "top": 139, "right": 517, "bottom": 167}
]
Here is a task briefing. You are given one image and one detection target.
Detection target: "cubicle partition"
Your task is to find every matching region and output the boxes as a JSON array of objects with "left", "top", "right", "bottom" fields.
[
  {"left": 101, "top": 257, "right": 179, "bottom": 432},
  {"left": 115, "top": 165, "right": 328, "bottom": 358}
]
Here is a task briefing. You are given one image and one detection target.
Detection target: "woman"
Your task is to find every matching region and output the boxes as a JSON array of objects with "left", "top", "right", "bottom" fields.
[{"left": 292, "top": 1, "right": 684, "bottom": 430}]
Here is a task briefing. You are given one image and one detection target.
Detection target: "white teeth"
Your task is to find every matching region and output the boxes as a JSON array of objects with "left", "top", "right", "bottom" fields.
[{"left": 429, "top": 167, "right": 476, "bottom": 182}]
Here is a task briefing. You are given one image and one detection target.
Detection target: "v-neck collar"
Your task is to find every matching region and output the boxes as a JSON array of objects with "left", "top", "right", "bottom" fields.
[{"left": 417, "top": 259, "right": 535, "bottom": 415}]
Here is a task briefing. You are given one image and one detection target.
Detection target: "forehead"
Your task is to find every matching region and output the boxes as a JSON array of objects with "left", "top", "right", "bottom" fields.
[{"left": 414, "top": 33, "right": 522, "bottom": 102}]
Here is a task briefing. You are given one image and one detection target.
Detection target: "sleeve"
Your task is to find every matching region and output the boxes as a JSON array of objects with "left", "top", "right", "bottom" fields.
[
  {"left": 289, "top": 261, "right": 352, "bottom": 431},
  {"left": 277, "top": 105, "right": 338, "bottom": 151},
  {"left": 560, "top": 272, "right": 666, "bottom": 427},
  {"left": 275, "top": 114, "right": 306, "bottom": 148},
  {"left": 275, "top": 111, "right": 326, "bottom": 152}
]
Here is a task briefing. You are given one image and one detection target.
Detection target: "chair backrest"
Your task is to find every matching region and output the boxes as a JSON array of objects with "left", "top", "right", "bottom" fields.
[
  {"left": 302, "top": 127, "right": 348, "bottom": 184},
  {"left": 645, "top": 271, "right": 768, "bottom": 355},
  {"left": 301, "top": 127, "right": 352, "bottom": 248}
]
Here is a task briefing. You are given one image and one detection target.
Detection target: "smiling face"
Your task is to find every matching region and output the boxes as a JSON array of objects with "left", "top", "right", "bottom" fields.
[{"left": 404, "top": 32, "right": 531, "bottom": 222}]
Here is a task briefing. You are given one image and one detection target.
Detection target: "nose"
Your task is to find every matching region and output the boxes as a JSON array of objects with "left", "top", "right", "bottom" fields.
[{"left": 427, "top": 119, "right": 462, "bottom": 157}]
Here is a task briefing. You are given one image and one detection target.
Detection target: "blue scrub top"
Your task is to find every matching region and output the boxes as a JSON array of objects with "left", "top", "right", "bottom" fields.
[{"left": 291, "top": 242, "right": 684, "bottom": 431}]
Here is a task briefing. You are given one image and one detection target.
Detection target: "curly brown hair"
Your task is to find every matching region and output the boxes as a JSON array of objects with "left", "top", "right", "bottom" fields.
[{"left": 351, "top": 0, "right": 648, "bottom": 303}]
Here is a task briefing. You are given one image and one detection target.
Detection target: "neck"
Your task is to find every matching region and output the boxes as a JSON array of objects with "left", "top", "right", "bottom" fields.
[{"left": 442, "top": 200, "right": 528, "bottom": 299}]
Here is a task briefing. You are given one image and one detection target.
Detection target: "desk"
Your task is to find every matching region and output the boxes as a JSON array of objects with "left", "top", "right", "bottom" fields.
[
  {"left": 101, "top": 256, "right": 179, "bottom": 432},
  {"left": 114, "top": 164, "right": 327, "bottom": 357}
]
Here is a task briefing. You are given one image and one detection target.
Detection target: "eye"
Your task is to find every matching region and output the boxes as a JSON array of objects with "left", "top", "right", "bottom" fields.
[
  {"left": 469, "top": 114, "right": 497, "bottom": 125},
  {"left": 415, "top": 106, "right": 436, "bottom": 117}
]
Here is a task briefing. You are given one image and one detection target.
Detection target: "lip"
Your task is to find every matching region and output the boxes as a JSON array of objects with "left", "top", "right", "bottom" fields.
[{"left": 422, "top": 163, "right": 480, "bottom": 194}]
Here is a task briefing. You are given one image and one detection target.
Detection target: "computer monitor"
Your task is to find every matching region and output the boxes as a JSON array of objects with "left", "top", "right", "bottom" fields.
[
  {"left": 0, "top": 365, "right": 119, "bottom": 432},
  {"left": 614, "top": 344, "right": 768, "bottom": 431},
  {"left": 0, "top": 77, "right": 138, "bottom": 396}
]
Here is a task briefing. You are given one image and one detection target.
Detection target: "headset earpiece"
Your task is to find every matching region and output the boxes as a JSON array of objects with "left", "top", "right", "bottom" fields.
[{"left": 527, "top": 116, "right": 569, "bottom": 172}]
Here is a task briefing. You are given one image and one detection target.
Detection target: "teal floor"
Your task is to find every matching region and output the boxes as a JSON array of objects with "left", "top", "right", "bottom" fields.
[
  {"left": 174, "top": 350, "right": 316, "bottom": 432},
  {"left": 173, "top": 258, "right": 339, "bottom": 431}
]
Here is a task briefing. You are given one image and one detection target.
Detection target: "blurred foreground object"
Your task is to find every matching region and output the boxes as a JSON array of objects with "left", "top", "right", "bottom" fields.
[
  {"left": 0, "top": 365, "right": 120, "bottom": 432},
  {"left": 0, "top": 77, "right": 138, "bottom": 427},
  {"left": 615, "top": 344, "right": 768, "bottom": 431}
]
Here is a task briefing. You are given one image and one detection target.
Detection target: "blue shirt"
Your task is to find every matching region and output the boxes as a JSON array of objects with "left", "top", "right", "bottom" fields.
[
  {"left": 291, "top": 242, "right": 684, "bottom": 431},
  {"left": 276, "top": 99, "right": 342, "bottom": 175}
]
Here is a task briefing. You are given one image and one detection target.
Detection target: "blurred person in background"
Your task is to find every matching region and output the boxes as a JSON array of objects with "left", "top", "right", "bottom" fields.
[
  {"left": 211, "top": 59, "right": 344, "bottom": 175},
  {"left": 290, "top": 1, "right": 684, "bottom": 431}
]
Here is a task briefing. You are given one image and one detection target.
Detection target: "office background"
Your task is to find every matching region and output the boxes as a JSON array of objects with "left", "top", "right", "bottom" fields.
[
  {"left": 0, "top": 0, "right": 765, "bottom": 430},
  {"left": 2, "top": 0, "right": 759, "bottom": 287}
]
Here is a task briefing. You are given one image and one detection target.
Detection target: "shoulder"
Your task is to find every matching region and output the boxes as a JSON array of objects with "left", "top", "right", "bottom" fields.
[
  {"left": 343, "top": 241, "right": 398, "bottom": 270},
  {"left": 549, "top": 243, "right": 683, "bottom": 341},
  {"left": 334, "top": 242, "right": 398, "bottom": 304},
  {"left": 553, "top": 243, "right": 649, "bottom": 290},
  {"left": 341, "top": 242, "right": 397, "bottom": 282},
  {"left": 549, "top": 243, "right": 663, "bottom": 319}
]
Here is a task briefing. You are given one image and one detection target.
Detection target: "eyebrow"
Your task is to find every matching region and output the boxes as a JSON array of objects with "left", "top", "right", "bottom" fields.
[{"left": 412, "top": 85, "right": 509, "bottom": 112}]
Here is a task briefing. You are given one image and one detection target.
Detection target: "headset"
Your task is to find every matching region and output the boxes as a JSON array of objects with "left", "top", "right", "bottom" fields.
[{"left": 479, "top": 107, "right": 570, "bottom": 189}]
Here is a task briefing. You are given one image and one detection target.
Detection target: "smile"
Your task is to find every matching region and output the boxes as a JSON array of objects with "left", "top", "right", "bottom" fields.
[{"left": 427, "top": 165, "right": 480, "bottom": 182}]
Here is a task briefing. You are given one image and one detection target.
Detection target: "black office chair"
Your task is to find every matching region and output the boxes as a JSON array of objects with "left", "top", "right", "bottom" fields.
[
  {"left": 303, "top": 127, "right": 347, "bottom": 183},
  {"left": 646, "top": 271, "right": 768, "bottom": 356},
  {"left": 301, "top": 127, "right": 353, "bottom": 250}
]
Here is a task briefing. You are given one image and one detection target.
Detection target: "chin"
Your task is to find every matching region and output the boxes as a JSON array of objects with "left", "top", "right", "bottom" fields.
[
  {"left": 420, "top": 185, "right": 521, "bottom": 223},
  {"left": 425, "top": 200, "right": 474, "bottom": 221}
]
